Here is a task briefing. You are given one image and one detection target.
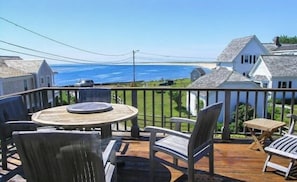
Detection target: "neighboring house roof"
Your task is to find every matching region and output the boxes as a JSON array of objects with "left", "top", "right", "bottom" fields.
[
  {"left": 4, "top": 59, "right": 47, "bottom": 74},
  {"left": 0, "top": 65, "right": 31, "bottom": 78},
  {"left": 253, "top": 75, "right": 269, "bottom": 82},
  {"left": 258, "top": 55, "right": 297, "bottom": 77},
  {"left": 217, "top": 35, "right": 263, "bottom": 62},
  {"left": 0, "top": 56, "right": 22, "bottom": 61},
  {"left": 188, "top": 67, "right": 253, "bottom": 88},
  {"left": 191, "top": 67, "right": 206, "bottom": 75},
  {"left": 263, "top": 43, "right": 297, "bottom": 53}
]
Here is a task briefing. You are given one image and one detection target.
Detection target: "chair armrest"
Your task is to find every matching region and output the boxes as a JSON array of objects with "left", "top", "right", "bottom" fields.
[
  {"left": 170, "top": 117, "right": 196, "bottom": 131},
  {"left": 5, "top": 120, "right": 37, "bottom": 131},
  {"left": 102, "top": 140, "right": 117, "bottom": 166},
  {"left": 287, "top": 114, "right": 297, "bottom": 134},
  {"left": 170, "top": 117, "right": 196, "bottom": 124},
  {"left": 144, "top": 126, "right": 190, "bottom": 140}
]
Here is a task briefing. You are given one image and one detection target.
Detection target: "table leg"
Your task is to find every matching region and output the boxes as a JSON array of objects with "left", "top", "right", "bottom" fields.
[
  {"left": 101, "top": 124, "right": 112, "bottom": 139},
  {"left": 248, "top": 128, "right": 270, "bottom": 153}
]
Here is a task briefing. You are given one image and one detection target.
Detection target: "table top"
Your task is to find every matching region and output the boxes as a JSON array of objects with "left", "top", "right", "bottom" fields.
[
  {"left": 32, "top": 103, "right": 138, "bottom": 128},
  {"left": 243, "top": 118, "right": 286, "bottom": 132}
]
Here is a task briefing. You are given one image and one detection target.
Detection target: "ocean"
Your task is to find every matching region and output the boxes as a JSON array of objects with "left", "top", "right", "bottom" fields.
[{"left": 51, "top": 64, "right": 209, "bottom": 86}]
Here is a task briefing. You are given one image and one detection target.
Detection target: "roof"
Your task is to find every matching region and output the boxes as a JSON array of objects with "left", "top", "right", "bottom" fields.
[
  {"left": 0, "top": 65, "right": 31, "bottom": 78},
  {"left": 191, "top": 67, "right": 206, "bottom": 75},
  {"left": 4, "top": 59, "right": 45, "bottom": 73},
  {"left": 253, "top": 75, "right": 269, "bottom": 82},
  {"left": 260, "top": 55, "right": 297, "bottom": 77},
  {"left": 0, "top": 56, "right": 22, "bottom": 61},
  {"left": 188, "top": 67, "right": 252, "bottom": 88},
  {"left": 217, "top": 35, "right": 257, "bottom": 62},
  {"left": 263, "top": 43, "right": 297, "bottom": 53}
]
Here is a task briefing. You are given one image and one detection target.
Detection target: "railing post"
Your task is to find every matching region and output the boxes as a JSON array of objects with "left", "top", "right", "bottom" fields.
[
  {"left": 41, "top": 89, "right": 49, "bottom": 109},
  {"left": 131, "top": 90, "right": 139, "bottom": 137},
  {"left": 222, "top": 90, "right": 231, "bottom": 140}
]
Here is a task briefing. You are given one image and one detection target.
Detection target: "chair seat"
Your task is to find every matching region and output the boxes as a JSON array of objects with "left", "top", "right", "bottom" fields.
[
  {"left": 155, "top": 135, "right": 190, "bottom": 160},
  {"left": 265, "top": 134, "right": 297, "bottom": 159}
]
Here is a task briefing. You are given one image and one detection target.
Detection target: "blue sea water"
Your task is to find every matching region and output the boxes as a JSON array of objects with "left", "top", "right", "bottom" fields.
[{"left": 51, "top": 64, "right": 207, "bottom": 86}]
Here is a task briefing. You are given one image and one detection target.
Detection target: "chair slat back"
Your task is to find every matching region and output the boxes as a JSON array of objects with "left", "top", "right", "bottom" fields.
[
  {"left": 13, "top": 130, "right": 104, "bottom": 182},
  {"left": 189, "top": 102, "right": 223, "bottom": 151},
  {"left": 79, "top": 88, "right": 111, "bottom": 103}
]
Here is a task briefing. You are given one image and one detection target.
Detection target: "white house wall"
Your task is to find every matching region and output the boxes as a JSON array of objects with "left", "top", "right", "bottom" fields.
[
  {"left": 233, "top": 41, "right": 266, "bottom": 75},
  {"left": 187, "top": 85, "right": 265, "bottom": 122},
  {"left": 271, "top": 76, "right": 297, "bottom": 99},
  {"left": 37, "top": 61, "right": 54, "bottom": 87}
]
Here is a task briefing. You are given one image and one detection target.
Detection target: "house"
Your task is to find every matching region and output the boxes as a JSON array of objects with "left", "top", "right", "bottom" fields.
[
  {"left": 0, "top": 56, "right": 54, "bottom": 96},
  {"left": 249, "top": 55, "right": 297, "bottom": 99},
  {"left": 0, "top": 62, "right": 34, "bottom": 95},
  {"left": 263, "top": 36, "right": 297, "bottom": 55},
  {"left": 187, "top": 67, "right": 264, "bottom": 121},
  {"left": 190, "top": 67, "right": 205, "bottom": 82},
  {"left": 216, "top": 35, "right": 269, "bottom": 76},
  {"left": 4, "top": 59, "right": 54, "bottom": 87}
]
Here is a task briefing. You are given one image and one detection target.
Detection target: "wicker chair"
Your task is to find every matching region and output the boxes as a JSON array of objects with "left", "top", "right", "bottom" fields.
[{"left": 13, "top": 130, "right": 117, "bottom": 182}]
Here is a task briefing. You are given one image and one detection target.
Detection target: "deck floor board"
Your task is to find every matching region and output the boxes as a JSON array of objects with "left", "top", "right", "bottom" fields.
[{"left": 2, "top": 137, "right": 297, "bottom": 182}]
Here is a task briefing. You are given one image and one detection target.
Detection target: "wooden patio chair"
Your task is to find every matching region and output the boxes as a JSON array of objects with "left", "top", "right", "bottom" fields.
[
  {"left": 263, "top": 114, "right": 297, "bottom": 179},
  {"left": 145, "top": 102, "right": 223, "bottom": 182},
  {"left": 13, "top": 130, "right": 117, "bottom": 182},
  {"left": 0, "top": 95, "right": 37, "bottom": 170},
  {"left": 78, "top": 88, "right": 111, "bottom": 103}
]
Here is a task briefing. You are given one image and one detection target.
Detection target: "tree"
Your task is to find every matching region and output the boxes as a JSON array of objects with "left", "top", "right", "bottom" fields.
[{"left": 278, "top": 35, "right": 297, "bottom": 44}]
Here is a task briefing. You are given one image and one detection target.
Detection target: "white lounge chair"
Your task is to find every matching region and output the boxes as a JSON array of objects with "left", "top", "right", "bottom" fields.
[{"left": 263, "top": 114, "right": 297, "bottom": 179}]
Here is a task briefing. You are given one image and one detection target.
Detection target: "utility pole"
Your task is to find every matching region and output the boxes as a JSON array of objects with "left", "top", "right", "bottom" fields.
[{"left": 132, "top": 50, "right": 139, "bottom": 87}]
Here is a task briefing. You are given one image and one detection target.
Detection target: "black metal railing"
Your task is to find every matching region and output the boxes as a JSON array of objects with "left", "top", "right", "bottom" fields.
[{"left": 2, "top": 87, "right": 296, "bottom": 140}]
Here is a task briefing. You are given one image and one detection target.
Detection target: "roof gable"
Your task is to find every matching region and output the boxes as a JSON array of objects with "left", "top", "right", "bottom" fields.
[{"left": 217, "top": 35, "right": 266, "bottom": 62}]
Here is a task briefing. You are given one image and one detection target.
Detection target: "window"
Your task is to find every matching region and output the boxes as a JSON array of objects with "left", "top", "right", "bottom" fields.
[
  {"left": 24, "top": 80, "right": 28, "bottom": 91},
  {"left": 241, "top": 55, "right": 244, "bottom": 64},
  {"left": 278, "top": 81, "right": 291, "bottom": 88},
  {"left": 282, "top": 82, "right": 287, "bottom": 88},
  {"left": 249, "top": 55, "right": 252, "bottom": 64},
  {"left": 263, "top": 83, "right": 268, "bottom": 88},
  {"left": 245, "top": 55, "right": 249, "bottom": 63},
  {"left": 253, "top": 55, "right": 256, "bottom": 63}
]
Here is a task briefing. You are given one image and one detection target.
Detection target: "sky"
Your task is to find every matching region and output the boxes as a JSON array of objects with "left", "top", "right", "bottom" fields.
[{"left": 0, "top": 0, "right": 296, "bottom": 65}]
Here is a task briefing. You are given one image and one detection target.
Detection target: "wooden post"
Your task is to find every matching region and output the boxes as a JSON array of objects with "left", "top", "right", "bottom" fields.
[
  {"left": 222, "top": 91, "right": 231, "bottom": 140},
  {"left": 131, "top": 90, "right": 139, "bottom": 137}
]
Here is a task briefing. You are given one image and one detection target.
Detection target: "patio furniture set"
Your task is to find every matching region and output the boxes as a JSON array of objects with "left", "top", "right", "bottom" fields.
[{"left": 0, "top": 88, "right": 297, "bottom": 181}]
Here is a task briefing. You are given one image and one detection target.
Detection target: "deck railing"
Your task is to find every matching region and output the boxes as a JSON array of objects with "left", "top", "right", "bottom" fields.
[{"left": 2, "top": 87, "right": 297, "bottom": 140}]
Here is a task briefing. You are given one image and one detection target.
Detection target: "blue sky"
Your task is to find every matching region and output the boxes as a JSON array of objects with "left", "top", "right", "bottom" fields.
[{"left": 0, "top": 0, "right": 296, "bottom": 64}]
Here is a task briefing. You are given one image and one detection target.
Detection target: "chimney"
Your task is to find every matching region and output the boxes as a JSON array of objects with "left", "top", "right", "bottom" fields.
[{"left": 273, "top": 36, "right": 281, "bottom": 47}]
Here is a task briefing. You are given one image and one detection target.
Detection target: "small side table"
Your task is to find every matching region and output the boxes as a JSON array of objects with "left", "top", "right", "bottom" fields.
[{"left": 243, "top": 118, "right": 286, "bottom": 153}]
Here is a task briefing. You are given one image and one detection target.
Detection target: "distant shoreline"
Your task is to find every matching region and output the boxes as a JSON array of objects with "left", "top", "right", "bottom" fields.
[{"left": 50, "top": 62, "right": 217, "bottom": 69}]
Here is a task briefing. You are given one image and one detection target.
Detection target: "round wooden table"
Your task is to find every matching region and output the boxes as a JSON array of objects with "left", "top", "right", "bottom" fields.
[{"left": 32, "top": 102, "right": 138, "bottom": 138}]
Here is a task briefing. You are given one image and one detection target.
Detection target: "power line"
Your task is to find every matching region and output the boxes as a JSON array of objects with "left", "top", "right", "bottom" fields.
[
  {"left": 140, "top": 51, "right": 215, "bottom": 60},
  {"left": 0, "top": 47, "right": 89, "bottom": 64},
  {"left": 0, "top": 46, "right": 133, "bottom": 65},
  {"left": 0, "top": 40, "right": 99, "bottom": 63},
  {"left": 0, "top": 16, "right": 131, "bottom": 57}
]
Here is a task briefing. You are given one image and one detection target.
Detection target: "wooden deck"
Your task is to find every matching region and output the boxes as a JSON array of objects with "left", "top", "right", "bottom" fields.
[{"left": 1, "top": 136, "right": 296, "bottom": 182}]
